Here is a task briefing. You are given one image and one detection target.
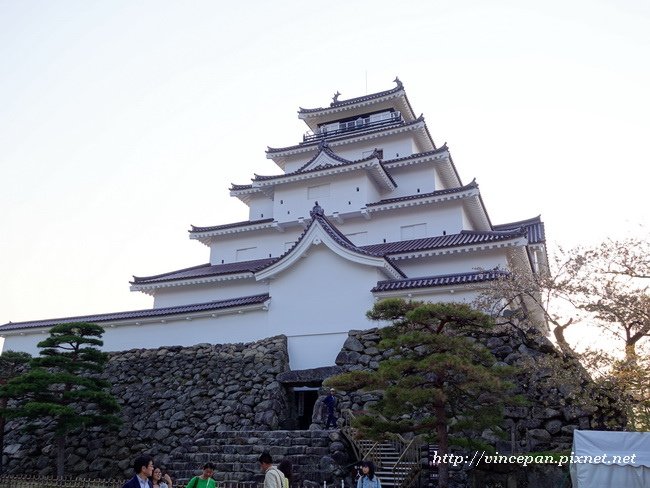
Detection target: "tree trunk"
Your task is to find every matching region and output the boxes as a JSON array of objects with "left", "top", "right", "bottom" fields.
[
  {"left": 435, "top": 404, "right": 449, "bottom": 488},
  {"left": 56, "top": 435, "right": 65, "bottom": 478},
  {"left": 553, "top": 323, "right": 576, "bottom": 357}
]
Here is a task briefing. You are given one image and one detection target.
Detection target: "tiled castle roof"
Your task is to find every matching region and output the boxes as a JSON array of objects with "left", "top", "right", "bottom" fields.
[
  {"left": 0, "top": 294, "right": 270, "bottom": 331},
  {"left": 493, "top": 216, "right": 545, "bottom": 244},
  {"left": 361, "top": 229, "right": 526, "bottom": 255},
  {"left": 190, "top": 218, "right": 274, "bottom": 234},
  {"left": 366, "top": 180, "right": 478, "bottom": 207},
  {"left": 298, "top": 81, "right": 406, "bottom": 114},
  {"left": 372, "top": 269, "right": 509, "bottom": 292},
  {"left": 131, "top": 258, "right": 277, "bottom": 284}
]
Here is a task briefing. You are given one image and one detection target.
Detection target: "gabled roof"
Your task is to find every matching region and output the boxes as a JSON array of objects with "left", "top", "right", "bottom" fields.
[
  {"left": 361, "top": 229, "right": 527, "bottom": 257},
  {"left": 255, "top": 204, "right": 406, "bottom": 281},
  {"left": 133, "top": 205, "right": 407, "bottom": 292},
  {"left": 372, "top": 269, "right": 509, "bottom": 292},
  {"left": 493, "top": 216, "right": 546, "bottom": 244},
  {"left": 0, "top": 294, "right": 270, "bottom": 332},
  {"left": 247, "top": 144, "right": 396, "bottom": 191}
]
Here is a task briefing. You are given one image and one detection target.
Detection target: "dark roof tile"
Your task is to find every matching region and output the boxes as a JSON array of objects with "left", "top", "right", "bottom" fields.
[
  {"left": 0, "top": 294, "right": 270, "bottom": 331},
  {"left": 298, "top": 85, "right": 404, "bottom": 114},
  {"left": 131, "top": 258, "right": 277, "bottom": 284},
  {"left": 366, "top": 180, "right": 478, "bottom": 207},
  {"left": 372, "top": 270, "right": 508, "bottom": 292},
  {"left": 190, "top": 218, "right": 274, "bottom": 234},
  {"left": 361, "top": 229, "right": 526, "bottom": 255},
  {"left": 493, "top": 216, "right": 545, "bottom": 244}
]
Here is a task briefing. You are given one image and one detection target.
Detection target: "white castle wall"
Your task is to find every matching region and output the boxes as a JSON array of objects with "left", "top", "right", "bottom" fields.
[
  {"left": 153, "top": 280, "right": 268, "bottom": 308},
  {"left": 395, "top": 248, "right": 510, "bottom": 277},
  {"left": 385, "top": 163, "right": 439, "bottom": 197}
]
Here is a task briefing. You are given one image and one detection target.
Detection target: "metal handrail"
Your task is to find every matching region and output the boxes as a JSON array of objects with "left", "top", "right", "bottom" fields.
[{"left": 340, "top": 409, "right": 423, "bottom": 488}]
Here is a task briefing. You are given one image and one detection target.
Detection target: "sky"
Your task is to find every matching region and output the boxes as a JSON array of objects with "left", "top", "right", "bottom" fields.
[{"left": 1, "top": 0, "right": 648, "bottom": 344}]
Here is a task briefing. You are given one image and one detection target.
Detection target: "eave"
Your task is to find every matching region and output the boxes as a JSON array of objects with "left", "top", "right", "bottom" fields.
[
  {"left": 385, "top": 235, "right": 528, "bottom": 261},
  {"left": 189, "top": 219, "right": 276, "bottom": 245},
  {"left": 130, "top": 272, "right": 257, "bottom": 296},
  {"left": 0, "top": 294, "right": 271, "bottom": 335},
  {"left": 252, "top": 158, "right": 397, "bottom": 192},
  {"left": 382, "top": 146, "right": 461, "bottom": 188},
  {"left": 298, "top": 87, "right": 418, "bottom": 132}
]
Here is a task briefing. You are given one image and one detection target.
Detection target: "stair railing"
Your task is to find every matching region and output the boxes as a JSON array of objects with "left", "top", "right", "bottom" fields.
[
  {"left": 340, "top": 409, "right": 382, "bottom": 468},
  {"left": 390, "top": 436, "right": 424, "bottom": 488},
  {"left": 340, "top": 409, "right": 424, "bottom": 487}
]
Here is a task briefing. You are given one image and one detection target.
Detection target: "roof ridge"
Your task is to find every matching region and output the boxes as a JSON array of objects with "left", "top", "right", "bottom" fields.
[{"left": 298, "top": 80, "right": 405, "bottom": 114}]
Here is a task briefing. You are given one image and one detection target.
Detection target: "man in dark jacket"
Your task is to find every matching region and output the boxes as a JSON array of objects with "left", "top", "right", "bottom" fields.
[
  {"left": 324, "top": 388, "right": 337, "bottom": 429},
  {"left": 122, "top": 455, "right": 154, "bottom": 488}
]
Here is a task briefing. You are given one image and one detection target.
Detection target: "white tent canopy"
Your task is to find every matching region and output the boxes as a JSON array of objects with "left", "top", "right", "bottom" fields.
[{"left": 570, "top": 430, "right": 650, "bottom": 487}]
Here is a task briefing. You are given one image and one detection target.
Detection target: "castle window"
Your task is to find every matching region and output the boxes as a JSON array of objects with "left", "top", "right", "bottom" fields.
[
  {"left": 236, "top": 247, "right": 257, "bottom": 260},
  {"left": 400, "top": 223, "right": 427, "bottom": 240}
]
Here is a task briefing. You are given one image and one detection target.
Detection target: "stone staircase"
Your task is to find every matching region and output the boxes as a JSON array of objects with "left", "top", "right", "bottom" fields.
[
  {"left": 341, "top": 411, "right": 423, "bottom": 488},
  {"left": 166, "top": 430, "right": 337, "bottom": 485}
]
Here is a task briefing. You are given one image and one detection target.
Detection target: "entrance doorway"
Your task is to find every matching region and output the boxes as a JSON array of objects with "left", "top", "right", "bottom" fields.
[{"left": 293, "top": 386, "right": 319, "bottom": 430}]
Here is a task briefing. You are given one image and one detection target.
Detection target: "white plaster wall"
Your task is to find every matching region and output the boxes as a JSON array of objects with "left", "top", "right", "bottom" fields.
[
  {"left": 209, "top": 200, "right": 469, "bottom": 265},
  {"left": 266, "top": 246, "right": 380, "bottom": 361},
  {"left": 395, "top": 248, "right": 510, "bottom": 277},
  {"left": 152, "top": 279, "right": 268, "bottom": 308},
  {"left": 385, "top": 164, "right": 438, "bottom": 199},
  {"left": 209, "top": 229, "right": 304, "bottom": 264},
  {"left": 0, "top": 333, "right": 45, "bottom": 356},
  {"left": 333, "top": 133, "right": 416, "bottom": 162},
  {"left": 271, "top": 172, "right": 381, "bottom": 224},
  {"left": 247, "top": 195, "right": 274, "bottom": 221},
  {"left": 386, "top": 288, "right": 482, "bottom": 306},
  {"left": 362, "top": 203, "right": 465, "bottom": 243},
  {"left": 287, "top": 333, "right": 349, "bottom": 371}
]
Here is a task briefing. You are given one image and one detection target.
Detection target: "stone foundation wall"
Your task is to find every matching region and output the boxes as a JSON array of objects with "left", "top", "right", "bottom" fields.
[
  {"left": 334, "top": 324, "right": 623, "bottom": 452},
  {"left": 3, "top": 336, "right": 293, "bottom": 478}
]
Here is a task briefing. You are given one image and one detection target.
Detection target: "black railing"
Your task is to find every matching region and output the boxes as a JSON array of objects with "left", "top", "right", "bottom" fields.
[{"left": 303, "top": 114, "right": 404, "bottom": 143}]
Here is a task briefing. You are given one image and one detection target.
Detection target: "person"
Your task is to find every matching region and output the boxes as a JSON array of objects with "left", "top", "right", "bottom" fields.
[
  {"left": 122, "top": 455, "right": 154, "bottom": 488},
  {"left": 356, "top": 461, "right": 381, "bottom": 488},
  {"left": 259, "top": 452, "right": 286, "bottom": 488},
  {"left": 277, "top": 458, "right": 292, "bottom": 488},
  {"left": 151, "top": 466, "right": 173, "bottom": 488},
  {"left": 186, "top": 462, "right": 217, "bottom": 488},
  {"left": 323, "top": 388, "right": 337, "bottom": 429}
]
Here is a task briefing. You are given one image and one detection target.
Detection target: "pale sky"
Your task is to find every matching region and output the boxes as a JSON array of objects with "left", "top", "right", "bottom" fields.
[{"left": 1, "top": 0, "right": 648, "bottom": 335}]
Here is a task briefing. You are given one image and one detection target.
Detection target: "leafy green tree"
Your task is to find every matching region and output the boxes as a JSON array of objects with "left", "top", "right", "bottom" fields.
[
  {"left": 0, "top": 323, "right": 121, "bottom": 477},
  {"left": 326, "top": 299, "right": 519, "bottom": 488},
  {"left": 0, "top": 351, "right": 31, "bottom": 474}
]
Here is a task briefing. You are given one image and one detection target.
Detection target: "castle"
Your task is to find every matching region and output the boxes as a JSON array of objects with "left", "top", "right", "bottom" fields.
[{"left": 0, "top": 79, "right": 547, "bottom": 371}]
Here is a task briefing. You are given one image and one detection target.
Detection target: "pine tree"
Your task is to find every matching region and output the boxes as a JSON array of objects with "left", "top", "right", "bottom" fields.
[
  {"left": 326, "top": 299, "right": 519, "bottom": 488},
  {"left": 0, "top": 323, "right": 121, "bottom": 477},
  {"left": 0, "top": 350, "right": 31, "bottom": 474}
]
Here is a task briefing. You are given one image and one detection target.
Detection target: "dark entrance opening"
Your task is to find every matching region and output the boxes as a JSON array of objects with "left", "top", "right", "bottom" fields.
[{"left": 293, "top": 386, "right": 319, "bottom": 430}]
